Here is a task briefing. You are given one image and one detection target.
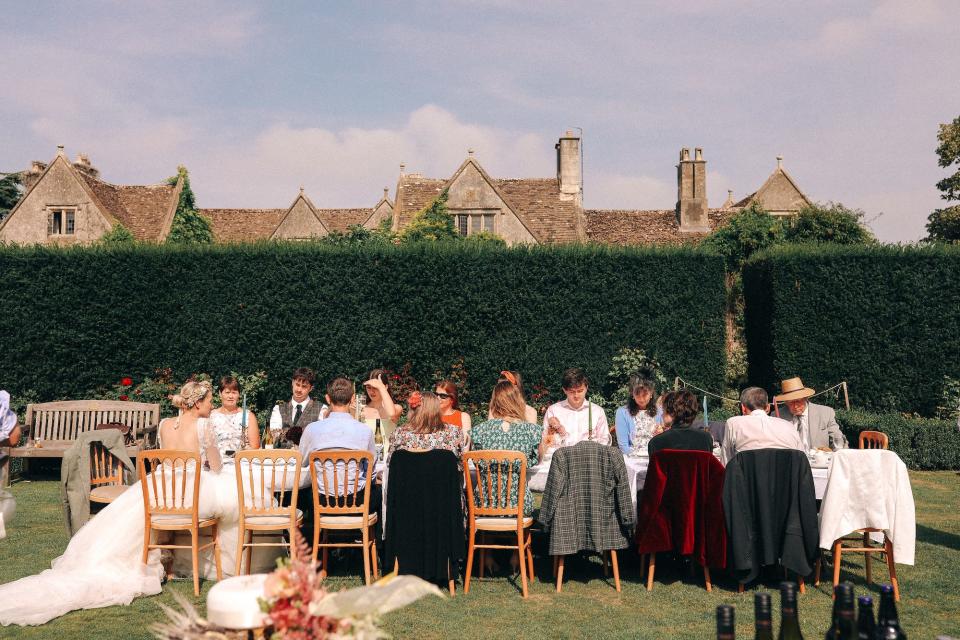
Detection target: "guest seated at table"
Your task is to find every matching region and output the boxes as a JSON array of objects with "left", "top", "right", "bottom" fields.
[
  {"left": 775, "top": 376, "right": 848, "bottom": 451},
  {"left": 269, "top": 367, "right": 328, "bottom": 446},
  {"left": 614, "top": 374, "right": 661, "bottom": 456},
  {"left": 647, "top": 389, "right": 713, "bottom": 458},
  {"left": 389, "top": 391, "right": 465, "bottom": 463},
  {"left": 435, "top": 380, "right": 472, "bottom": 434},
  {"left": 361, "top": 369, "right": 403, "bottom": 445},
  {"left": 298, "top": 377, "right": 379, "bottom": 533},
  {"left": 722, "top": 387, "right": 804, "bottom": 464},
  {"left": 209, "top": 375, "right": 260, "bottom": 458},
  {"left": 471, "top": 381, "right": 543, "bottom": 516},
  {"left": 0, "top": 391, "right": 20, "bottom": 449},
  {"left": 542, "top": 368, "right": 610, "bottom": 456},
  {"left": 487, "top": 370, "right": 539, "bottom": 424},
  {"left": 159, "top": 380, "right": 223, "bottom": 473}
]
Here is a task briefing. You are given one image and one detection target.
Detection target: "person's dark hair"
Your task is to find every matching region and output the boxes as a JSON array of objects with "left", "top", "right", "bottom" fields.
[
  {"left": 740, "top": 387, "right": 769, "bottom": 412},
  {"left": 434, "top": 380, "right": 460, "bottom": 410},
  {"left": 662, "top": 389, "right": 699, "bottom": 427},
  {"left": 363, "top": 368, "right": 392, "bottom": 402},
  {"left": 219, "top": 375, "right": 240, "bottom": 393},
  {"left": 326, "top": 377, "right": 354, "bottom": 406},
  {"left": 292, "top": 367, "right": 315, "bottom": 385},
  {"left": 626, "top": 375, "right": 657, "bottom": 417},
  {"left": 561, "top": 367, "right": 588, "bottom": 390}
]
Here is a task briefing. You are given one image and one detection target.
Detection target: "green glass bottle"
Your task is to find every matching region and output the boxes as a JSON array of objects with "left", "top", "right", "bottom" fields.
[
  {"left": 825, "top": 583, "right": 857, "bottom": 640},
  {"left": 857, "top": 596, "right": 876, "bottom": 640},
  {"left": 874, "top": 585, "right": 906, "bottom": 640},
  {"left": 755, "top": 593, "right": 774, "bottom": 640},
  {"left": 778, "top": 582, "right": 805, "bottom": 640},
  {"left": 717, "top": 604, "right": 736, "bottom": 640}
]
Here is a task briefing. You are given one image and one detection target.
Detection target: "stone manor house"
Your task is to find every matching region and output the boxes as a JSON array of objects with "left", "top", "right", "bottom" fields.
[{"left": 0, "top": 132, "right": 812, "bottom": 246}]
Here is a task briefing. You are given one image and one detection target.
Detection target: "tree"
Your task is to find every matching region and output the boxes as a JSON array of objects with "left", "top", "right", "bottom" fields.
[
  {"left": 99, "top": 223, "right": 136, "bottom": 245},
  {"left": 165, "top": 166, "right": 213, "bottom": 244},
  {"left": 783, "top": 202, "right": 875, "bottom": 245},
  {"left": 701, "top": 202, "right": 784, "bottom": 271},
  {"left": 926, "top": 116, "right": 960, "bottom": 242},
  {"left": 0, "top": 173, "right": 23, "bottom": 222},
  {"left": 397, "top": 190, "right": 459, "bottom": 242}
]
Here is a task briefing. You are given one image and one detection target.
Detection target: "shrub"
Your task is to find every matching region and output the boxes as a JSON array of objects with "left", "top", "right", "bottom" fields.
[
  {"left": 836, "top": 409, "right": 960, "bottom": 470},
  {"left": 99, "top": 223, "right": 136, "bottom": 245},
  {"left": 743, "top": 243, "right": 960, "bottom": 415}
]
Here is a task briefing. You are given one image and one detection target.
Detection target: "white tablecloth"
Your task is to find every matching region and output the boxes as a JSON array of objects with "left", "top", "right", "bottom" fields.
[{"left": 223, "top": 458, "right": 311, "bottom": 491}]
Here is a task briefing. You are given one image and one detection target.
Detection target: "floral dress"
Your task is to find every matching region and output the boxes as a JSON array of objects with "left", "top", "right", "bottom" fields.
[
  {"left": 469, "top": 419, "right": 543, "bottom": 516},
  {"left": 387, "top": 423, "right": 465, "bottom": 462},
  {"left": 630, "top": 411, "right": 658, "bottom": 457},
  {"left": 208, "top": 410, "right": 253, "bottom": 459}
]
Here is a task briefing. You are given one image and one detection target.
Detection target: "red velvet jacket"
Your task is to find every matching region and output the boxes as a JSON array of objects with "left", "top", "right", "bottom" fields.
[{"left": 635, "top": 449, "right": 727, "bottom": 569}]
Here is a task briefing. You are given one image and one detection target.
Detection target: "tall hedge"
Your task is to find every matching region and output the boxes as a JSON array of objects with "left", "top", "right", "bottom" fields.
[
  {"left": 0, "top": 242, "right": 727, "bottom": 406},
  {"left": 743, "top": 244, "right": 960, "bottom": 415}
]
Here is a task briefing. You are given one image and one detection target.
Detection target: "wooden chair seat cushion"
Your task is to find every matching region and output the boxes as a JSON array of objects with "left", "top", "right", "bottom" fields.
[
  {"left": 90, "top": 484, "right": 129, "bottom": 503},
  {"left": 476, "top": 515, "right": 534, "bottom": 531},
  {"left": 243, "top": 510, "right": 304, "bottom": 528},
  {"left": 317, "top": 513, "right": 377, "bottom": 528},
  {"left": 149, "top": 514, "right": 219, "bottom": 529}
]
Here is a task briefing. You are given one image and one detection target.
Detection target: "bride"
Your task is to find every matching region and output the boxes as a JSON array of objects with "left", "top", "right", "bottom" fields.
[{"left": 0, "top": 380, "right": 277, "bottom": 627}]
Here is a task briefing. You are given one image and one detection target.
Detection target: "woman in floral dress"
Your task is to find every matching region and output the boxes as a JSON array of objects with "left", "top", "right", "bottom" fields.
[
  {"left": 613, "top": 375, "right": 660, "bottom": 456},
  {"left": 387, "top": 392, "right": 464, "bottom": 462}
]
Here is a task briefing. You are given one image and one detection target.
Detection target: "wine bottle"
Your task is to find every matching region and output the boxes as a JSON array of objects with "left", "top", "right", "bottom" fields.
[
  {"left": 778, "top": 582, "right": 804, "bottom": 640},
  {"left": 825, "top": 583, "right": 857, "bottom": 640},
  {"left": 755, "top": 592, "right": 774, "bottom": 640},
  {"left": 874, "top": 585, "right": 906, "bottom": 639},
  {"left": 263, "top": 425, "right": 274, "bottom": 449},
  {"left": 374, "top": 418, "right": 383, "bottom": 445},
  {"left": 717, "top": 604, "right": 736, "bottom": 640},
  {"left": 857, "top": 596, "right": 876, "bottom": 640}
]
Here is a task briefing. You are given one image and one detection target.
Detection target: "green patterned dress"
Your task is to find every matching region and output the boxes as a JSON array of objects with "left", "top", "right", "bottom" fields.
[{"left": 469, "top": 419, "right": 543, "bottom": 516}]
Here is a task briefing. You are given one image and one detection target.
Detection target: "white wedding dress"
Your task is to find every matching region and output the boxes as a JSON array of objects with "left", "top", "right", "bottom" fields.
[{"left": 0, "top": 419, "right": 278, "bottom": 626}]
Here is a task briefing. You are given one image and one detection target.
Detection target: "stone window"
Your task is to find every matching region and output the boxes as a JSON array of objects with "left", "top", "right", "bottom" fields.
[
  {"left": 454, "top": 210, "right": 496, "bottom": 236},
  {"left": 48, "top": 208, "right": 76, "bottom": 236}
]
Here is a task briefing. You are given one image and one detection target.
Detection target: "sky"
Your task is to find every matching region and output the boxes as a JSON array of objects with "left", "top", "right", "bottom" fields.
[{"left": 2, "top": 1, "right": 958, "bottom": 241}]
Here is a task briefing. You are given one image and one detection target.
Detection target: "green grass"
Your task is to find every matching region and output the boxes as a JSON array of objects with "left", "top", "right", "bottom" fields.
[{"left": 1, "top": 472, "right": 958, "bottom": 639}]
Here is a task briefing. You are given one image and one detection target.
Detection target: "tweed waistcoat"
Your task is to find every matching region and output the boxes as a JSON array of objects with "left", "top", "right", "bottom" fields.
[{"left": 277, "top": 398, "right": 322, "bottom": 444}]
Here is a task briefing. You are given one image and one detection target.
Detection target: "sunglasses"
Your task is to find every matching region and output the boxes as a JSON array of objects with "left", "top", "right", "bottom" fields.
[{"left": 435, "top": 392, "right": 452, "bottom": 399}]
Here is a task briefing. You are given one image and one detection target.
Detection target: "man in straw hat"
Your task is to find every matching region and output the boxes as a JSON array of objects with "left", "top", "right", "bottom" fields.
[{"left": 774, "top": 376, "right": 848, "bottom": 451}]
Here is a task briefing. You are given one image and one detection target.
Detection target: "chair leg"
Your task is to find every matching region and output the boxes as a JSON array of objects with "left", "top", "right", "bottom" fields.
[
  {"left": 864, "top": 532, "right": 873, "bottom": 584},
  {"left": 448, "top": 559, "right": 456, "bottom": 597},
  {"left": 814, "top": 556, "right": 822, "bottom": 586},
  {"left": 320, "top": 530, "right": 330, "bottom": 580},
  {"left": 361, "top": 527, "right": 372, "bottom": 586},
  {"left": 526, "top": 537, "right": 535, "bottom": 584},
  {"left": 703, "top": 564, "right": 712, "bottom": 593},
  {"left": 646, "top": 553, "right": 656, "bottom": 591},
  {"left": 212, "top": 524, "right": 222, "bottom": 581},
  {"left": 832, "top": 539, "right": 843, "bottom": 589},
  {"left": 464, "top": 528, "right": 475, "bottom": 594},
  {"left": 142, "top": 525, "right": 152, "bottom": 565},
  {"left": 738, "top": 581, "right": 744, "bottom": 594},
  {"left": 610, "top": 550, "right": 621, "bottom": 593},
  {"left": 370, "top": 530, "right": 380, "bottom": 580},
  {"left": 191, "top": 529, "right": 201, "bottom": 596},
  {"left": 884, "top": 537, "right": 900, "bottom": 601},
  {"left": 555, "top": 556, "right": 565, "bottom": 592},
  {"left": 312, "top": 520, "right": 321, "bottom": 565},
  {"left": 235, "top": 524, "right": 246, "bottom": 576},
  {"left": 798, "top": 574, "right": 805, "bottom": 595},
  {"left": 517, "top": 530, "right": 528, "bottom": 598},
  {"left": 244, "top": 530, "right": 253, "bottom": 576}
]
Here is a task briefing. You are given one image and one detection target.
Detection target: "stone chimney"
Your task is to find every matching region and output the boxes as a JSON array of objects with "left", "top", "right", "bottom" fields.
[
  {"left": 676, "top": 146, "right": 710, "bottom": 233},
  {"left": 556, "top": 130, "right": 582, "bottom": 207},
  {"left": 72, "top": 153, "right": 100, "bottom": 180}
]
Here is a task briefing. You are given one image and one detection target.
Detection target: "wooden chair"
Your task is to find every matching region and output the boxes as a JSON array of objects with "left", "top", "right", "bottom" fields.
[
  {"left": 89, "top": 441, "right": 128, "bottom": 505},
  {"left": 234, "top": 450, "right": 304, "bottom": 575},
  {"left": 463, "top": 451, "right": 535, "bottom": 598},
  {"left": 308, "top": 450, "right": 379, "bottom": 585},
  {"left": 138, "top": 450, "right": 222, "bottom": 596},
  {"left": 859, "top": 431, "right": 889, "bottom": 450},
  {"left": 815, "top": 529, "right": 900, "bottom": 601}
]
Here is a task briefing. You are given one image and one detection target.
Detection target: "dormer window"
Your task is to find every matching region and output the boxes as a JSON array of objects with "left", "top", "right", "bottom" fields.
[{"left": 48, "top": 208, "right": 76, "bottom": 235}]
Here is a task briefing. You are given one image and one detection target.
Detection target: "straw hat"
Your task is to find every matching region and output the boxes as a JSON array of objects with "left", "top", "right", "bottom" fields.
[{"left": 774, "top": 376, "right": 816, "bottom": 402}]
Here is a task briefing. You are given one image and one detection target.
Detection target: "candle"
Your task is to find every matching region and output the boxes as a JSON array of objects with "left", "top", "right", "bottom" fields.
[
  {"left": 241, "top": 393, "right": 247, "bottom": 429},
  {"left": 588, "top": 400, "right": 593, "bottom": 440},
  {"left": 702, "top": 395, "right": 708, "bottom": 430}
]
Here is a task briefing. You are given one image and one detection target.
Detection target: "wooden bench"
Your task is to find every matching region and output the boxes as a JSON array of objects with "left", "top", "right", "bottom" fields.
[{"left": 2, "top": 400, "right": 160, "bottom": 485}]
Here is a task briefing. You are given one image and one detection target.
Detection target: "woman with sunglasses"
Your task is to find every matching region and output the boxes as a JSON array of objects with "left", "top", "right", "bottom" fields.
[{"left": 435, "top": 380, "right": 471, "bottom": 433}]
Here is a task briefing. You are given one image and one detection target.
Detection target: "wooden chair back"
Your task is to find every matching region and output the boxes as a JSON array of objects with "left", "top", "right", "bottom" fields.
[
  {"left": 137, "top": 449, "right": 202, "bottom": 522},
  {"left": 28, "top": 400, "right": 160, "bottom": 443},
  {"left": 235, "top": 450, "right": 302, "bottom": 520},
  {"left": 90, "top": 441, "right": 124, "bottom": 488},
  {"left": 463, "top": 450, "right": 527, "bottom": 519},
  {"left": 308, "top": 450, "right": 374, "bottom": 517},
  {"left": 859, "top": 431, "right": 889, "bottom": 450}
]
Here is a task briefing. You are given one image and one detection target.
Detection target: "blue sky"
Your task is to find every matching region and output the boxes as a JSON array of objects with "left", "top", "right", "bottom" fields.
[{"left": 2, "top": 1, "right": 958, "bottom": 241}]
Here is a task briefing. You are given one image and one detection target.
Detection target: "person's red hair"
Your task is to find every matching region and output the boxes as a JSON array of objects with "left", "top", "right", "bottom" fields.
[{"left": 435, "top": 380, "right": 460, "bottom": 410}]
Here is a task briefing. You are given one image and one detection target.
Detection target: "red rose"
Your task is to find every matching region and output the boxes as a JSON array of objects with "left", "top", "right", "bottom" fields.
[
  {"left": 121, "top": 377, "right": 133, "bottom": 386},
  {"left": 119, "top": 394, "right": 129, "bottom": 401}
]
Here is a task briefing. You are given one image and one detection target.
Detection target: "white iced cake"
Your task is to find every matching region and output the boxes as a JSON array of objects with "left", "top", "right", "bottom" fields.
[{"left": 207, "top": 573, "right": 269, "bottom": 629}]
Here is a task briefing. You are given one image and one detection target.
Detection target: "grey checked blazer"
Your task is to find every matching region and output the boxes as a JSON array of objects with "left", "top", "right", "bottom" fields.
[{"left": 538, "top": 441, "right": 635, "bottom": 555}]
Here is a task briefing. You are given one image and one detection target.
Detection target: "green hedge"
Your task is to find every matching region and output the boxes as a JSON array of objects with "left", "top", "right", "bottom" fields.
[
  {"left": 743, "top": 244, "right": 960, "bottom": 415},
  {"left": 0, "top": 242, "right": 727, "bottom": 408},
  {"left": 836, "top": 409, "right": 960, "bottom": 470}
]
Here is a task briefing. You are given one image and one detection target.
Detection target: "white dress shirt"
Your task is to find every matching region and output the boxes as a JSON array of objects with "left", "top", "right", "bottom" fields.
[
  {"left": 723, "top": 409, "right": 805, "bottom": 464},
  {"left": 542, "top": 399, "right": 610, "bottom": 447}
]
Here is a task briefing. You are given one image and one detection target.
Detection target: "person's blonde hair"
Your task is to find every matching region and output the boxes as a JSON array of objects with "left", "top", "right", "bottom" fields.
[
  {"left": 405, "top": 392, "right": 444, "bottom": 434},
  {"left": 488, "top": 381, "right": 528, "bottom": 423},
  {"left": 172, "top": 380, "right": 212, "bottom": 411}
]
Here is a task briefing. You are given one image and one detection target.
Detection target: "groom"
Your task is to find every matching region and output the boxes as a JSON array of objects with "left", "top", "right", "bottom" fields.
[{"left": 269, "top": 367, "right": 328, "bottom": 446}]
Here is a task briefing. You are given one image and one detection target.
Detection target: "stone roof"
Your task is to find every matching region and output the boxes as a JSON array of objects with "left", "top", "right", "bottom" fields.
[
  {"left": 395, "top": 173, "right": 580, "bottom": 244},
  {"left": 585, "top": 208, "right": 734, "bottom": 245},
  {"left": 79, "top": 173, "right": 178, "bottom": 242},
  {"left": 316, "top": 208, "right": 374, "bottom": 233},
  {"left": 202, "top": 208, "right": 285, "bottom": 242}
]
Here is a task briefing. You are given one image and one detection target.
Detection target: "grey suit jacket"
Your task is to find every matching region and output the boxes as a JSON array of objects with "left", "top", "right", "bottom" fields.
[{"left": 784, "top": 402, "right": 848, "bottom": 450}]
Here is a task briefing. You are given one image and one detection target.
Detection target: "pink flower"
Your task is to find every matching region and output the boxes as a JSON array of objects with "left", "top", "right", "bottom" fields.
[{"left": 264, "top": 568, "right": 296, "bottom": 599}]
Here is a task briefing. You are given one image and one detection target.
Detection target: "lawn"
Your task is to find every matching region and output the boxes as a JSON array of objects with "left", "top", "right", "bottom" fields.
[{"left": 1, "top": 471, "right": 958, "bottom": 639}]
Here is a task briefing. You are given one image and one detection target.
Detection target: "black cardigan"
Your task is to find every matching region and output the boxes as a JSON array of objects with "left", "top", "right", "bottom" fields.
[
  {"left": 384, "top": 449, "right": 465, "bottom": 582},
  {"left": 722, "top": 449, "right": 820, "bottom": 584}
]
